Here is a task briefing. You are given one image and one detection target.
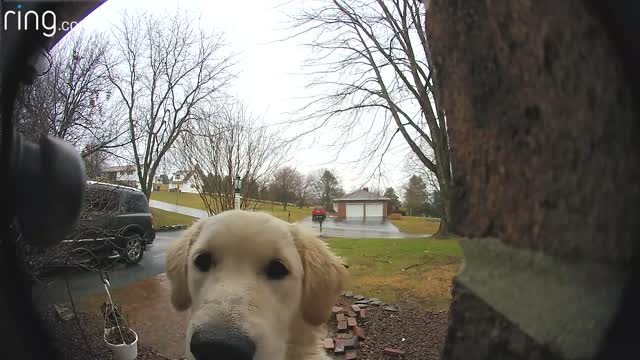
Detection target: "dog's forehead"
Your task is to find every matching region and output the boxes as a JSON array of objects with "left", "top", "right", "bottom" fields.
[{"left": 193, "top": 211, "right": 295, "bottom": 256}]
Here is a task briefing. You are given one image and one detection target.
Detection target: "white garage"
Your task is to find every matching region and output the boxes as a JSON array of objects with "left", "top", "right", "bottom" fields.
[
  {"left": 335, "top": 188, "right": 390, "bottom": 220},
  {"left": 365, "top": 202, "right": 384, "bottom": 217},
  {"left": 346, "top": 203, "right": 364, "bottom": 218}
]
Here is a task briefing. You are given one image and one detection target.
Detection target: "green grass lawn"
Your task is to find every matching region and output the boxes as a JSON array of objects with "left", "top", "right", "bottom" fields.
[
  {"left": 151, "top": 208, "right": 196, "bottom": 227},
  {"left": 390, "top": 216, "right": 441, "bottom": 235},
  {"left": 248, "top": 202, "right": 310, "bottom": 222},
  {"left": 151, "top": 191, "right": 206, "bottom": 210},
  {"left": 150, "top": 191, "right": 311, "bottom": 223},
  {"left": 327, "top": 237, "right": 462, "bottom": 310}
]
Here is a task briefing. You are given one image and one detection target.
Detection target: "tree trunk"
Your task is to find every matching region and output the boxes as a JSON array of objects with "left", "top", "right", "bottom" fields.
[
  {"left": 143, "top": 177, "right": 153, "bottom": 200},
  {"left": 435, "top": 190, "right": 450, "bottom": 237},
  {"left": 434, "top": 165, "right": 451, "bottom": 237}
]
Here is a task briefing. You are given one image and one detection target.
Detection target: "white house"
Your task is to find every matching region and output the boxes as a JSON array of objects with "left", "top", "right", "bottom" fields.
[
  {"left": 101, "top": 165, "right": 140, "bottom": 189},
  {"left": 168, "top": 170, "right": 199, "bottom": 194}
]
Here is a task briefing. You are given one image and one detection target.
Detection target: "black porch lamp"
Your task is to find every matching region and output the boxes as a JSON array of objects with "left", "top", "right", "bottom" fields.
[{"left": 235, "top": 175, "right": 242, "bottom": 193}]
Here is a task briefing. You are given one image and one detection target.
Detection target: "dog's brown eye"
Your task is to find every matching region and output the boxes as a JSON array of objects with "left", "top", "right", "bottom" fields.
[
  {"left": 194, "top": 253, "right": 213, "bottom": 272},
  {"left": 265, "top": 260, "right": 289, "bottom": 280}
]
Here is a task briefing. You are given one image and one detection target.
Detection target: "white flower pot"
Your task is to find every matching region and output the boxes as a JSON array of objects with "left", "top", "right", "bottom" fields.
[{"left": 104, "top": 327, "right": 138, "bottom": 360}]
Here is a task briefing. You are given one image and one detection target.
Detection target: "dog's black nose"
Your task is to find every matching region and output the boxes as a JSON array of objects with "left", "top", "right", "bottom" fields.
[{"left": 190, "top": 325, "right": 256, "bottom": 360}]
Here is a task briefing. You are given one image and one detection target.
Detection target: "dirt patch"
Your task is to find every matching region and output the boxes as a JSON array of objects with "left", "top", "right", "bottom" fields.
[
  {"left": 77, "top": 274, "right": 189, "bottom": 359},
  {"left": 347, "top": 264, "right": 459, "bottom": 310},
  {"left": 40, "top": 306, "right": 169, "bottom": 360},
  {"left": 329, "top": 296, "right": 450, "bottom": 359}
]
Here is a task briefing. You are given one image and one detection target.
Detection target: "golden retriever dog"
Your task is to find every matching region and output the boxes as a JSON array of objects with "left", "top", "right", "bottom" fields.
[{"left": 166, "top": 210, "right": 347, "bottom": 360}]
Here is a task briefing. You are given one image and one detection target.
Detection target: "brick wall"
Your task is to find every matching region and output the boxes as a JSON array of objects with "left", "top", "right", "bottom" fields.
[{"left": 337, "top": 202, "right": 346, "bottom": 220}]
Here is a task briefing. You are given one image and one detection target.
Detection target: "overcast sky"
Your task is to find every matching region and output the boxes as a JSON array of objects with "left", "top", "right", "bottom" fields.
[{"left": 72, "top": 0, "right": 416, "bottom": 193}]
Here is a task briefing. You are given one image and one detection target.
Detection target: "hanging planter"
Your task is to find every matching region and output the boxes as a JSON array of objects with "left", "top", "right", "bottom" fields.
[
  {"left": 100, "top": 272, "right": 139, "bottom": 360},
  {"left": 104, "top": 326, "right": 138, "bottom": 360}
]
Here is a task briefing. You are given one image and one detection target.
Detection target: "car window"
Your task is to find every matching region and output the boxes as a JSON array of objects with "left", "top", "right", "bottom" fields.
[
  {"left": 122, "top": 193, "right": 149, "bottom": 213},
  {"left": 84, "top": 187, "right": 120, "bottom": 213}
]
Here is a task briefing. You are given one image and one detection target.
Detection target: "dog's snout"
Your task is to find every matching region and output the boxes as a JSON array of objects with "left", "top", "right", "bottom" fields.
[{"left": 190, "top": 325, "right": 256, "bottom": 360}]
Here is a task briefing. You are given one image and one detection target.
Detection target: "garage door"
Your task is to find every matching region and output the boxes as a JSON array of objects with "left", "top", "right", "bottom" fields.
[
  {"left": 346, "top": 203, "right": 364, "bottom": 218},
  {"left": 365, "top": 202, "right": 384, "bottom": 217}
]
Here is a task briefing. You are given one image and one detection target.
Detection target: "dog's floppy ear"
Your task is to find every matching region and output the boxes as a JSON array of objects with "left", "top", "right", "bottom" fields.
[
  {"left": 166, "top": 219, "right": 205, "bottom": 311},
  {"left": 291, "top": 224, "right": 348, "bottom": 326}
]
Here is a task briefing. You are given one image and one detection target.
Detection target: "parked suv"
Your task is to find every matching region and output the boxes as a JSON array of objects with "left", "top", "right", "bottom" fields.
[{"left": 25, "top": 181, "right": 155, "bottom": 272}]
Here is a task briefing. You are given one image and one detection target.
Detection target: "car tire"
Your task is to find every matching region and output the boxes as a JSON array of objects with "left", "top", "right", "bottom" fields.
[{"left": 122, "top": 233, "right": 145, "bottom": 264}]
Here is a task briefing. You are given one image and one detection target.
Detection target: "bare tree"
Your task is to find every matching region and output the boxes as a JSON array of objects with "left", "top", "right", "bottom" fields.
[
  {"left": 290, "top": 0, "right": 452, "bottom": 235},
  {"left": 13, "top": 31, "right": 126, "bottom": 158},
  {"left": 177, "top": 100, "right": 289, "bottom": 215},
  {"left": 270, "top": 167, "right": 305, "bottom": 210},
  {"left": 294, "top": 174, "right": 315, "bottom": 208},
  {"left": 403, "top": 150, "right": 439, "bottom": 193},
  {"left": 105, "top": 11, "right": 236, "bottom": 198},
  {"left": 83, "top": 145, "right": 109, "bottom": 180},
  {"left": 308, "top": 169, "right": 344, "bottom": 212}
]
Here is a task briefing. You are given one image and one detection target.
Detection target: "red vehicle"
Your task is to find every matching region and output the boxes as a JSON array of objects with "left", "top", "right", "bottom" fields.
[{"left": 312, "top": 206, "right": 327, "bottom": 222}]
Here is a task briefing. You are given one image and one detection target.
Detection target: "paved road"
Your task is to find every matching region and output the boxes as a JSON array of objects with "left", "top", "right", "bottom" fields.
[
  {"left": 32, "top": 230, "right": 185, "bottom": 305},
  {"left": 149, "top": 199, "right": 209, "bottom": 218},
  {"left": 297, "top": 216, "right": 430, "bottom": 238}
]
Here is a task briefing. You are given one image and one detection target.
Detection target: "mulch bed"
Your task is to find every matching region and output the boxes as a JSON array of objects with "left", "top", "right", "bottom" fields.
[
  {"left": 40, "top": 306, "right": 170, "bottom": 360},
  {"left": 329, "top": 295, "right": 450, "bottom": 359}
]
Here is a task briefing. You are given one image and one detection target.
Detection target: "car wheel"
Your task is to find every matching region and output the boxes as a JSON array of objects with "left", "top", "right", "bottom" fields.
[{"left": 122, "top": 233, "right": 145, "bottom": 264}]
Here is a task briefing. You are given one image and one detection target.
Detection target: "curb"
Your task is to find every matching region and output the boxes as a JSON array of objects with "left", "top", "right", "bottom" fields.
[{"left": 153, "top": 224, "right": 190, "bottom": 232}]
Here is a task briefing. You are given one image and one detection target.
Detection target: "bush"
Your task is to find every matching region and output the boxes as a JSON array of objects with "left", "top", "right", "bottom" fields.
[{"left": 389, "top": 213, "right": 403, "bottom": 220}]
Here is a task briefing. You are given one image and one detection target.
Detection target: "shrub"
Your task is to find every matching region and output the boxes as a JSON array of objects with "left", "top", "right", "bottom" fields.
[{"left": 389, "top": 212, "right": 403, "bottom": 220}]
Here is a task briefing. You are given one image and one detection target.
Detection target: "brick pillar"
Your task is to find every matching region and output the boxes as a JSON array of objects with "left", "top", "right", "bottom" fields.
[{"left": 428, "top": 1, "right": 640, "bottom": 359}]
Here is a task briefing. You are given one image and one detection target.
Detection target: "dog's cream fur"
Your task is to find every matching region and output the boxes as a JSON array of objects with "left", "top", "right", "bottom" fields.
[{"left": 166, "top": 210, "right": 347, "bottom": 360}]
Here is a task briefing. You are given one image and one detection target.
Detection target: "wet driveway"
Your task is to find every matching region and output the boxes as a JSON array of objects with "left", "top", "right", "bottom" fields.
[
  {"left": 297, "top": 216, "right": 430, "bottom": 238},
  {"left": 32, "top": 230, "right": 185, "bottom": 304}
]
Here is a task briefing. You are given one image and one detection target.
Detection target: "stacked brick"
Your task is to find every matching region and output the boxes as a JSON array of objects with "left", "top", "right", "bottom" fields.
[
  {"left": 325, "top": 293, "right": 405, "bottom": 358},
  {"left": 324, "top": 304, "right": 367, "bottom": 359}
]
